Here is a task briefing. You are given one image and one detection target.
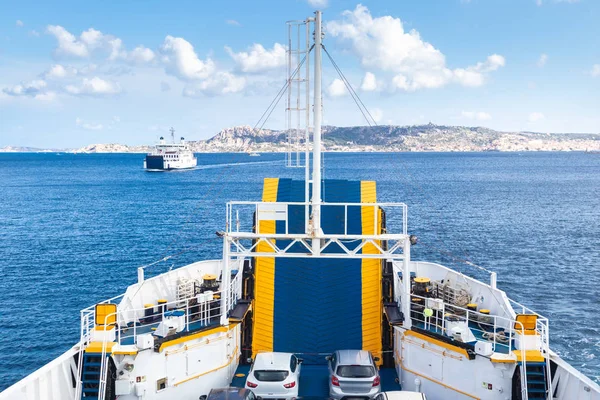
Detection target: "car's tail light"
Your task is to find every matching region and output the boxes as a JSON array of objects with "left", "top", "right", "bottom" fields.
[
  {"left": 284, "top": 381, "right": 296, "bottom": 389},
  {"left": 372, "top": 376, "right": 380, "bottom": 387},
  {"left": 331, "top": 376, "right": 340, "bottom": 387},
  {"left": 247, "top": 381, "right": 258, "bottom": 388}
]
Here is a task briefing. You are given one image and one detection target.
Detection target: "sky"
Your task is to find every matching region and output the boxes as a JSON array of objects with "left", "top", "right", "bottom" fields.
[{"left": 0, "top": 0, "right": 599, "bottom": 148}]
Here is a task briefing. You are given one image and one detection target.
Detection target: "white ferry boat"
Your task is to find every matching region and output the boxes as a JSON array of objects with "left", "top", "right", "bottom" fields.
[
  {"left": 144, "top": 128, "right": 197, "bottom": 171},
  {"left": 1, "top": 11, "right": 599, "bottom": 400}
]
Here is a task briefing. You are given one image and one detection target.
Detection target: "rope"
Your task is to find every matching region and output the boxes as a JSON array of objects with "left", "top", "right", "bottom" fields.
[
  {"left": 322, "top": 45, "right": 377, "bottom": 127},
  {"left": 252, "top": 45, "right": 313, "bottom": 134}
]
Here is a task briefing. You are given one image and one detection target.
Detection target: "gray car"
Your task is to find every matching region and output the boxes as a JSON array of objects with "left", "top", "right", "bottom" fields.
[{"left": 327, "top": 350, "right": 381, "bottom": 400}]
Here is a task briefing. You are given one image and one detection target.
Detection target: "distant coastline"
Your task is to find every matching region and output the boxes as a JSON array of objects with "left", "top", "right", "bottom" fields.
[{"left": 2, "top": 124, "right": 599, "bottom": 153}]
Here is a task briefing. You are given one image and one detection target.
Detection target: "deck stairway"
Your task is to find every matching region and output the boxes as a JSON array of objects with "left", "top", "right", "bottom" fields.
[
  {"left": 80, "top": 347, "right": 112, "bottom": 399},
  {"left": 522, "top": 362, "right": 548, "bottom": 399}
]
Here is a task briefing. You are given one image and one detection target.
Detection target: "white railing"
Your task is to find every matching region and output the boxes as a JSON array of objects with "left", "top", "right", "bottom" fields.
[
  {"left": 407, "top": 294, "right": 531, "bottom": 399},
  {"left": 226, "top": 201, "right": 408, "bottom": 236},
  {"left": 78, "top": 272, "right": 243, "bottom": 400}
]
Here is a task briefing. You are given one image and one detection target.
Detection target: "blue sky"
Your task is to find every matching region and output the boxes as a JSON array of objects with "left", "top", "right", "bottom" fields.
[{"left": 1, "top": 0, "right": 599, "bottom": 148}]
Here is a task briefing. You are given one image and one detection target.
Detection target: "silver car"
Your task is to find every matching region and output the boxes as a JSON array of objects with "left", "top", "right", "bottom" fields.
[{"left": 327, "top": 350, "right": 381, "bottom": 400}]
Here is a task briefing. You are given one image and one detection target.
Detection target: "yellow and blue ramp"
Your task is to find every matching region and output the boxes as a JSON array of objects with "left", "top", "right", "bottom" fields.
[{"left": 252, "top": 178, "right": 382, "bottom": 364}]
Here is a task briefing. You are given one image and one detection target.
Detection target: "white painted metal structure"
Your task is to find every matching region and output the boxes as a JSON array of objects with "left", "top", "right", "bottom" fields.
[{"left": 2, "top": 9, "right": 600, "bottom": 400}]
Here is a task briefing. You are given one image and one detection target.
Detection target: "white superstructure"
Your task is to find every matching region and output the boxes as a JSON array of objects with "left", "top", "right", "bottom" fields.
[{"left": 144, "top": 128, "right": 197, "bottom": 171}]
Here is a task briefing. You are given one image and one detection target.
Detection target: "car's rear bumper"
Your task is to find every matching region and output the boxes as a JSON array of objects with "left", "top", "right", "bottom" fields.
[{"left": 329, "top": 385, "right": 380, "bottom": 400}]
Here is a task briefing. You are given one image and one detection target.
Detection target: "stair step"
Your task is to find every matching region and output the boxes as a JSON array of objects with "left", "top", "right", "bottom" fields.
[
  {"left": 528, "top": 388, "right": 547, "bottom": 393},
  {"left": 527, "top": 370, "right": 545, "bottom": 376},
  {"left": 528, "top": 379, "right": 546, "bottom": 385},
  {"left": 82, "top": 387, "right": 99, "bottom": 393}
]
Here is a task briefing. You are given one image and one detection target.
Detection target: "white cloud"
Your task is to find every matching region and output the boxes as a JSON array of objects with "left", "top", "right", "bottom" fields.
[
  {"left": 160, "top": 35, "right": 215, "bottom": 80},
  {"left": 461, "top": 111, "right": 492, "bottom": 121},
  {"left": 16, "top": 20, "right": 24, "bottom": 27},
  {"left": 307, "top": 0, "right": 328, "bottom": 7},
  {"left": 34, "top": 92, "right": 57, "bottom": 102},
  {"left": 2, "top": 80, "right": 47, "bottom": 97},
  {"left": 47, "top": 25, "right": 89, "bottom": 57},
  {"left": 76, "top": 117, "right": 103, "bottom": 131},
  {"left": 528, "top": 112, "right": 545, "bottom": 122},
  {"left": 128, "top": 45, "right": 156, "bottom": 63},
  {"left": 226, "top": 43, "right": 286, "bottom": 73},
  {"left": 47, "top": 25, "right": 155, "bottom": 64},
  {"left": 327, "top": 5, "right": 505, "bottom": 92},
  {"left": 29, "top": 30, "right": 40, "bottom": 37},
  {"left": 592, "top": 64, "right": 600, "bottom": 78},
  {"left": 327, "top": 78, "right": 348, "bottom": 97},
  {"left": 183, "top": 72, "right": 246, "bottom": 96},
  {"left": 43, "top": 64, "right": 79, "bottom": 79},
  {"left": 226, "top": 19, "right": 241, "bottom": 26},
  {"left": 536, "top": 0, "right": 543, "bottom": 5},
  {"left": 65, "top": 77, "right": 121, "bottom": 96},
  {"left": 537, "top": 53, "right": 548, "bottom": 67},
  {"left": 361, "top": 72, "right": 377, "bottom": 91}
]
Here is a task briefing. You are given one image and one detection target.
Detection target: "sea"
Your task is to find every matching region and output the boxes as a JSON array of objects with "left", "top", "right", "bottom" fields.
[{"left": 0, "top": 151, "right": 598, "bottom": 391}]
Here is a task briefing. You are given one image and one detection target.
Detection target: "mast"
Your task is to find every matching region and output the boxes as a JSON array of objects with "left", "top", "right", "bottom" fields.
[
  {"left": 170, "top": 127, "right": 175, "bottom": 143},
  {"left": 311, "top": 10, "right": 322, "bottom": 253}
]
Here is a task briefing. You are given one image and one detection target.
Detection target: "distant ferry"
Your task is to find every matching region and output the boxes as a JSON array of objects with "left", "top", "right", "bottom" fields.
[{"left": 144, "top": 128, "right": 197, "bottom": 171}]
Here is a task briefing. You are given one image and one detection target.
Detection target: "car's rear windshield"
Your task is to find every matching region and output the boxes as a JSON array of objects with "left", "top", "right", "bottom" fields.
[
  {"left": 336, "top": 365, "right": 375, "bottom": 378},
  {"left": 254, "top": 370, "right": 289, "bottom": 382}
]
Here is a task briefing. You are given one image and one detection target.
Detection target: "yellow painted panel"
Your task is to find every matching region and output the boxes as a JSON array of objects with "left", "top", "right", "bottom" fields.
[
  {"left": 95, "top": 303, "right": 117, "bottom": 326},
  {"left": 86, "top": 341, "right": 116, "bottom": 354},
  {"left": 252, "top": 178, "right": 278, "bottom": 356},
  {"left": 360, "top": 181, "right": 382, "bottom": 362},
  {"left": 513, "top": 350, "right": 545, "bottom": 363}
]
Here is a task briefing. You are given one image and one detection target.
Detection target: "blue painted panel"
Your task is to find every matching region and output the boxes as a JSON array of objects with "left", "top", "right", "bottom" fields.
[
  {"left": 272, "top": 256, "right": 363, "bottom": 364},
  {"left": 269, "top": 179, "right": 367, "bottom": 364}
]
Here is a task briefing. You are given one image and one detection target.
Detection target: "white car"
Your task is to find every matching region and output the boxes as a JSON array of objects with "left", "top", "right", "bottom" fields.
[
  {"left": 245, "top": 352, "right": 302, "bottom": 400},
  {"left": 375, "top": 391, "right": 427, "bottom": 400}
]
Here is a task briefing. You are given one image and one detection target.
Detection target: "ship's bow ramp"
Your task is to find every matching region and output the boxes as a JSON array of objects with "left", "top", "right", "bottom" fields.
[{"left": 252, "top": 178, "right": 382, "bottom": 364}]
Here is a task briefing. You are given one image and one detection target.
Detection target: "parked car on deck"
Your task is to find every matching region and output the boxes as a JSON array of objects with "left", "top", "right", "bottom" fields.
[
  {"left": 375, "top": 391, "right": 427, "bottom": 400},
  {"left": 327, "top": 350, "right": 381, "bottom": 400},
  {"left": 245, "top": 352, "right": 302, "bottom": 400},
  {"left": 200, "top": 387, "right": 257, "bottom": 400}
]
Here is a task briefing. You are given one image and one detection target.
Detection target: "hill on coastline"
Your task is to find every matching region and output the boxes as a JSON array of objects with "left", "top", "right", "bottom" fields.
[{"left": 2, "top": 124, "right": 599, "bottom": 153}]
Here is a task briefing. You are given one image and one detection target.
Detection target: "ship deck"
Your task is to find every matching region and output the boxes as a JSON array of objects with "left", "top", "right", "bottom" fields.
[{"left": 231, "top": 365, "right": 401, "bottom": 399}]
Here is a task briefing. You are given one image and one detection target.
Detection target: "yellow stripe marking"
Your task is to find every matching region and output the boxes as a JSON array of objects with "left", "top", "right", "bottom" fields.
[
  {"left": 395, "top": 350, "right": 480, "bottom": 399},
  {"left": 252, "top": 178, "right": 278, "bottom": 356},
  {"left": 404, "top": 330, "right": 470, "bottom": 359},
  {"left": 158, "top": 326, "right": 230, "bottom": 352},
  {"left": 360, "top": 181, "right": 382, "bottom": 363}
]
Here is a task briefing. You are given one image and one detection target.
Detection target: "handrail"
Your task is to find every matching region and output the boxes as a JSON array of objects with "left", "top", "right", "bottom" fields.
[{"left": 226, "top": 200, "right": 408, "bottom": 236}]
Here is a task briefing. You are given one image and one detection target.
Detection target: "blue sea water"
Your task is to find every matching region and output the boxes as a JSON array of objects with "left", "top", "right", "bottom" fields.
[{"left": 0, "top": 152, "right": 598, "bottom": 391}]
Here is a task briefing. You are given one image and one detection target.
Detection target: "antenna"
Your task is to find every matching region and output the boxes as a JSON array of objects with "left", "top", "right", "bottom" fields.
[
  {"left": 311, "top": 10, "right": 323, "bottom": 253},
  {"left": 285, "top": 19, "right": 310, "bottom": 168},
  {"left": 170, "top": 127, "right": 175, "bottom": 143}
]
